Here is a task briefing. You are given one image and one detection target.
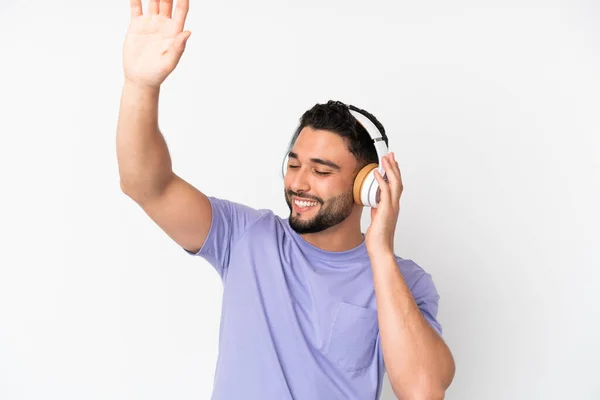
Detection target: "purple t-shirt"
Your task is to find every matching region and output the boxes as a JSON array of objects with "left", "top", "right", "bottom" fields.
[{"left": 186, "top": 196, "right": 442, "bottom": 400}]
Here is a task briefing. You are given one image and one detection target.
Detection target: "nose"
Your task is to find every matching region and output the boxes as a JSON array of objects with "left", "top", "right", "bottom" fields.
[{"left": 288, "top": 166, "right": 310, "bottom": 194}]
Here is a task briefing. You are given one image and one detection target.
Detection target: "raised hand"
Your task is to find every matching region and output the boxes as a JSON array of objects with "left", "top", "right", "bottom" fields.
[
  {"left": 123, "top": 0, "right": 191, "bottom": 89},
  {"left": 365, "top": 152, "right": 404, "bottom": 256}
]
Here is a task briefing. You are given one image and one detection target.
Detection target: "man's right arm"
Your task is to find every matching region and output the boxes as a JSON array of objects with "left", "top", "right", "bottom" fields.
[{"left": 116, "top": 81, "right": 211, "bottom": 254}]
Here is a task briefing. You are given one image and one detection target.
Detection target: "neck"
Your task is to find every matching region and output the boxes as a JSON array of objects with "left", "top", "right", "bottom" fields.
[{"left": 299, "top": 207, "right": 364, "bottom": 252}]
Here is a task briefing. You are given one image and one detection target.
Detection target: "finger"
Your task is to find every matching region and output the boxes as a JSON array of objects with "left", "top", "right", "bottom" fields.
[
  {"left": 149, "top": 0, "right": 159, "bottom": 14},
  {"left": 374, "top": 169, "right": 392, "bottom": 205},
  {"left": 130, "top": 0, "right": 143, "bottom": 17},
  {"left": 384, "top": 153, "right": 400, "bottom": 182},
  {"left": 392, "top": 153, "right": 404, "bottom": 194},
  {"left": 166, "top": 30, "right": 191, "bottom": 62},
  {"left": 390, "top": 152, "right": 400, "bottom": 174},
  {"left": 385, "top": 153, "right": 402, "bottom": 200},
  {"left": 173, "top": 0, "right": 189, "bottom": 30},
  {"left": 381, "top": 156, "right": 398, "bottom": 192},
  {"left": 160, "top": 0, "right": 174, "bottom": 17},
  {"left": 391, "top": 153, "right": 404, "bottom": 193}
]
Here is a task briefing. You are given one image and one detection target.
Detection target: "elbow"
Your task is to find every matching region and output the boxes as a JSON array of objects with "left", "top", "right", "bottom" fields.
[
  {"left": 390, "top": 339, "right": 455, "bottom": 399},
  {"left": 119, "top": 178, "right": 148, "bottom": 204},
  {"left": 119, "top": 174, "right": 171, "bottom": 204},
  {"left": 417, "top": 387, "right": 446, "bottom": 400},
  {"left": 390, "top": 376, "right": 448, "bottom": 400},
  {"left": 393, "top": 386, "right": 446, "bottom": 400},
  {"left": 119, "top": 179, "right": 131, "bottom": 195},
  {"left": 120, "top": 178, "right": 139, "bottom": 199}
]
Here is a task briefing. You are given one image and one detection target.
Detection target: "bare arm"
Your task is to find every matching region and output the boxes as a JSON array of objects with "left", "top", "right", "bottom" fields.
[
  {"left": 116, "top": 82, "right": 170, "bottom": 199},
  {"left": 371, "top": 252, "right": 455, "bottom": 400},
  {"left": 366, "top": 153, "right": 455, "bottom": 399},
  {"left": 117, "top": 0, "right": 210, "bottom": 253}
]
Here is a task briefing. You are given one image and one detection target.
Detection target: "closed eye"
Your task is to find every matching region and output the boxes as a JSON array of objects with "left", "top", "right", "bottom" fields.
[{"left": 288, "top": 164, "right": 331, "bottom": 176}]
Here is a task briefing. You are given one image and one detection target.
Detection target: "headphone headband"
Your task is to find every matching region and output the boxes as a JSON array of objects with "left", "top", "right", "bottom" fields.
[
  {"left": 348, "top": 109, "right": 389, "bottom": 175},
  {"left": 348, "top": 109, "right": 383, "bottom": 140}
]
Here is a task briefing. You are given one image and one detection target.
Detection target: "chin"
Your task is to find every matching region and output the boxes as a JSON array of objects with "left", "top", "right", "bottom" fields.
[{"left": 289, "top": 223, "right": 324, "bottom": 235}]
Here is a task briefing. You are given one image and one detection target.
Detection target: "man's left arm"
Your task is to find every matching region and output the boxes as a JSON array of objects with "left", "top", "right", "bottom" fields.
[
  {"left": 370, "top": 251, "right": 455, "bottom": 399},
  {"left": 365, "top": 152, "right": 455, "bottom": 399}
]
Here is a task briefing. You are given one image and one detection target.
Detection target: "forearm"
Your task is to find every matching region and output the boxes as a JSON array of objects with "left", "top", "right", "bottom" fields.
[
  {"left": 370, "top": 252, "right": 454, "bottom": 399},
  {"left": 116, "top": 80, "right": 173, "bottom": 200}
]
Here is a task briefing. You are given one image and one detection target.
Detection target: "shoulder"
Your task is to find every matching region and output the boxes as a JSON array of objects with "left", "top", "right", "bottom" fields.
[
  {"left": 207, "top": 196, "right": 274, "bottom": 224},
  {"left": 394, "top": 256, "right": 444, "bottom": 336},
  {"left": 394, "top": 256, "right": 439, "bottom": 299},
  {"left": 207, "top": 196, "right": 289, "bottom": 233}
]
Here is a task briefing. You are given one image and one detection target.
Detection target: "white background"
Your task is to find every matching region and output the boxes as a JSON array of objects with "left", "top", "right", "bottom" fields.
[{"left": 1, "top": 0, "right": 599, "bottom": 399}]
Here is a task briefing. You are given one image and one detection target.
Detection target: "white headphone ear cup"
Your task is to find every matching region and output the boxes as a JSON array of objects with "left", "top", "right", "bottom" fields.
[
  {"left": 361, "top": 170, "right": 380, "bottom": 208},
  {"left": 353, "top": 163, "right": 379, "bottom": 206}
]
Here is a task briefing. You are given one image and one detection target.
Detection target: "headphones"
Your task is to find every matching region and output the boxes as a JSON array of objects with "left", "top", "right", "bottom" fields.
[{"left": 281, "top": 107, "right": 389, "bottom": 208}]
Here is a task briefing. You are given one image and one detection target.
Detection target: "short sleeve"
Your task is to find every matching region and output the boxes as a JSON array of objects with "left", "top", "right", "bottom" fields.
[
  {"left": 411, "top": 272, "right": 443, "bottom": 336},
  {"left": 184, "top": 196, "right": 267, "bottom": 279}
]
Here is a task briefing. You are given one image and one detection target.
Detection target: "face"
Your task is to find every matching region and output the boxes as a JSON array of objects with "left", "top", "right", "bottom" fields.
[{"left": 284, "top": 127, "right": 358, "bottom": 234}]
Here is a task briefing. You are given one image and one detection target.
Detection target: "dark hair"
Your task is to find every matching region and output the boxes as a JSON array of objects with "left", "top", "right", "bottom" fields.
[{"left": 290, "top": 100, "right": 388, "bottom": 169}]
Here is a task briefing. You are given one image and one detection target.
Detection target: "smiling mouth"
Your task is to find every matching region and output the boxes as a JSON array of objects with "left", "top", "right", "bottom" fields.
[{"left": 293, "top": 197, "right": 319, "bottom": 210}]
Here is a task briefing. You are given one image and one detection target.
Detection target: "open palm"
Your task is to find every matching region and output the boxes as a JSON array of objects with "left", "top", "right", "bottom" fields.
[{"left": 123, "top": 0, "right": 191, "bottom": 89}]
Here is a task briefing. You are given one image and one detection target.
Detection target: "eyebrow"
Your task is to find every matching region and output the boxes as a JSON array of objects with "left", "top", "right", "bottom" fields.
[{"left": 288, "top": 151, "right": 341, "bottom": 170}]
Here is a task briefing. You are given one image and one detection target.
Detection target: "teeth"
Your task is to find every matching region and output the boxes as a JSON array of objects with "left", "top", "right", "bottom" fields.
[{"left": 295, "top": 199, "right": 318, "bottom": 208}]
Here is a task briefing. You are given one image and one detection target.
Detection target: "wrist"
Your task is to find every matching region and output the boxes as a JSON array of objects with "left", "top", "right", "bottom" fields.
[
  {"left": 367, "top": 247, "right": 395, "bottom": 263},
  {"left": 123, "top": 78, "right": 161, "bottom": 96}
]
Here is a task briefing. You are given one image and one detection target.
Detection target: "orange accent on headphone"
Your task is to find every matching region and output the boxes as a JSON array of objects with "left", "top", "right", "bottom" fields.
[{"left": 353, "top": 163, "right": 378, "bottom": 205}]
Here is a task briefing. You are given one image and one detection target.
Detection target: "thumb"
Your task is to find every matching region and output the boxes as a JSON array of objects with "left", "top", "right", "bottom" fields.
[
  {"left": 167, "top": 30, "right": 191, "bottom": 60},
  {"left": 176, "top": 30, "right": 192, "bottom": 50}
]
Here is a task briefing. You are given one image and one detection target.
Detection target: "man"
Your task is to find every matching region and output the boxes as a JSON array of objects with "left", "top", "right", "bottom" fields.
[{"left": 117, "top": 0, "right": 455, "bottom": 399}]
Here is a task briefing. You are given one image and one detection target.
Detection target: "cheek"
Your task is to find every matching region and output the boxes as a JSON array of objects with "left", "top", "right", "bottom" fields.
[
  {"left": 330, "top": 175, "right": 355, "bottom": 191},
  {"left": 317, "top": 179, "right": 351, "bottom": 200}
]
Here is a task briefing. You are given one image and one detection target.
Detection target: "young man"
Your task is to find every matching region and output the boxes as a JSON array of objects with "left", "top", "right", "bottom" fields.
[{"left": 118, "top": 1, "right": 455, "bottom": 399}]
